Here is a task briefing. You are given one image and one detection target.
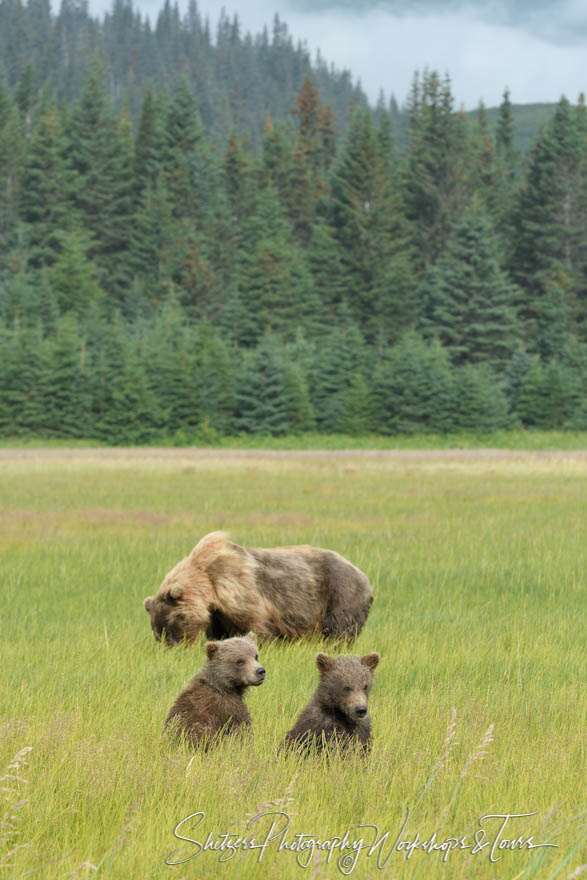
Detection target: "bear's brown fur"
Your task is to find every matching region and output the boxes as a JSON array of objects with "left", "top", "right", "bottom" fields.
[
  {"left": 143, "top": 531, "right": 372, "bottom": 645},
  {"left": 164, "top": 632, "right": 265, "bottom": 748},
  {"left": 280, "top": 652, "right": 380, "bottom": 754}
]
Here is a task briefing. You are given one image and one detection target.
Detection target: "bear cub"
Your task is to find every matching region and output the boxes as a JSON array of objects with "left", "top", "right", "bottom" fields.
[
  {"left": 281, "top": 651, "right": 380, "bottom": 755},
  {"left": 164, "top": 632, "right": 265, "bottom": 748}
]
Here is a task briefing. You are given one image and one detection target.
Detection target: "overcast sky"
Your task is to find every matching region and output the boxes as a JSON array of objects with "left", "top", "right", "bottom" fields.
[{"left": 88, "top": 0, "right": 587, "bottom": 109}]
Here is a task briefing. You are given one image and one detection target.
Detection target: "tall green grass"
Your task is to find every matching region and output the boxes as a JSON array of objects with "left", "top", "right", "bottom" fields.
[
  {"left": 0, "top": 428, "right": 586, "bottom": 450},
  {"left": 1, "top": 450, "right": 585, "bottom": 879}
]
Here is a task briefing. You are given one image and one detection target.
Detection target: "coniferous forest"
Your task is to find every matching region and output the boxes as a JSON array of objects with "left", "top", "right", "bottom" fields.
[{"left": 0, "top": 0, "right": 586, "bottom": 441}]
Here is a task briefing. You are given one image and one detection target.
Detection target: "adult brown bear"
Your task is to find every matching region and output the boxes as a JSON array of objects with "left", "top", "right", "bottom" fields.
[{"left": 143, "top": 531, "right": 372, "bottom": 645}]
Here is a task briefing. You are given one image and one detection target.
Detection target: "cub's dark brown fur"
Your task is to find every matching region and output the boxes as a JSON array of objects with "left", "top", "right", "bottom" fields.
[
  {"left": 280, "top": 652, "right": 380, "bottom": 755},
  {"left": 143, "top": 531, "right": 373, "bottom": 646},
  {"left": 164, "top": 633, "right": 265, "bottom": 748}
]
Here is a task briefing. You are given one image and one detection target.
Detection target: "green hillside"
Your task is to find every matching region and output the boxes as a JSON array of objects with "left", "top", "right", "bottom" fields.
[{"left": 472, "top": 103, "right": 559, "bottom": 159}]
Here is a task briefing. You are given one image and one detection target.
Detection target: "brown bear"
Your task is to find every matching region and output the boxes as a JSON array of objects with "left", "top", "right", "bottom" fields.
[
  {"left": 164, "top": 632, "right": 265, "bottom": 748},
  {"left": 280, "top": 651, "right": 380, "bottom": 755},
  {"left": 143, "top": 531, "right": 372, "bottom": 646}
]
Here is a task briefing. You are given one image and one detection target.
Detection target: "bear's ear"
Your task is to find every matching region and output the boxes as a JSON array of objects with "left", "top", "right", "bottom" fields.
[
  {"left": 361, "top": 652, "right": 380, "bottom": 671},
  {"left": 166, "top": 583, "right": 182, "bottom": 603},
  {"left": 143, "top": 597, "right": 153, "bottom": 613},
  {"left": 246, "top": 631, "right": 256, "bottom": 642},
  {"left": 205, "top": 642, "right": 219, "bottom": 660},
  {"left": 316, "top": 652, "right": 334, "bottom": 674}
]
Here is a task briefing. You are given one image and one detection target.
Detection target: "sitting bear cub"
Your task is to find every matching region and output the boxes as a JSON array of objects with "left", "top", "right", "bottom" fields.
[
  {"left": 164, "top": 632, "right": 265, "bottom": 748},
  {"left": 281, "top": 651, "right": 379, "bottom": 754}
]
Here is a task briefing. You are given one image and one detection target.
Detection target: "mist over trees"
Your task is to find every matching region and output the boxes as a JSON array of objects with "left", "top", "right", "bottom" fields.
[{"left": 0, "top": 0, "right": 586, "bottom": 441}]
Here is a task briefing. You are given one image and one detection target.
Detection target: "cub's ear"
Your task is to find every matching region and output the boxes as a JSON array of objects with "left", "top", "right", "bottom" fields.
[
  {"left": 143, "top": 597, "right": 153, "bottom": 613},
  {"left": 246, "top": 631, "right": 256, "bottom": 642},
  {"left": 361, "top": 652, "right": 380, "bottom": 671},
  {"left": 316, "top": 652, "right": 334, "bottom": 674},
  {"left": 166, "top": 583, "right": 182, "bottom": 603},
  {"left": 205, "top": 642, "right": 219, "bottom": 660}
]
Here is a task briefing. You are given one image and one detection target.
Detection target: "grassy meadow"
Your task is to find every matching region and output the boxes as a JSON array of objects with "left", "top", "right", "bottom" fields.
[{"left": 1, "top": 447, "right": 586, "bottom": 879}]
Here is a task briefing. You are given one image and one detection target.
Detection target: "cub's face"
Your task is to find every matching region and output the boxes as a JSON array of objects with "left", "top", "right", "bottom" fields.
[
  {"left": 143, "top": 580, "right": 210, "bottom": 647},
  {"left": 316, "top": 652, "right": 380, "bottom": 721},
  {"left": 206, "top": 633, "right": 266, "bottom": 688}
]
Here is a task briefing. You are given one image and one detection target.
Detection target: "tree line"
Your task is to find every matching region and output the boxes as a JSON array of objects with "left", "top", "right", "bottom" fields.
[
  {"left": 0, "top": 6, "right": 586, "bottom": 438},
  {"left": 0, "top": 0, "right": 367, "bottom": 148}
]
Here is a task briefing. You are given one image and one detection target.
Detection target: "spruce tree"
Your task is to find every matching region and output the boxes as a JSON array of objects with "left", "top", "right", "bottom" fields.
[
  {"left": 235, "top": 335, "right": 290, "bottom": 435},
  {"left": 495, "top": 88, "right": 517, "bottom": 178},
  {"left": 418, "top": 204, "right": 521, "bottom": 371},
  {"left": 510, "top": 96, "right": 585, "bottom": 351},
  {"left": 454, "top": 363, "right": 509, "bottom": 432},
  {"left": 238, "top": 185, "right": 320, "bottom": 344},
  {"left": 402, "top": 70, "right": 469, "bottom": 269},
  {"left": 49, "top": 230, "right": 105, "bottom": 316},
  {"left": 283, "top": 361, "right": 316, "bottom": 434},
  {"left": 0, "top": 89, "right": 22, "bottom": 265},
  {"left": 330, "top": 104, "right": 415, "bottom": 343},
  {"left": 310, "top": 312, "right": 370, "bottom": 432},
  {"left": 337, "top": 371, "right": 373, "bottom": 435},
  {"left": 163, "top": 79, "right": 204, "bottom": 221},
  {"left": 194, "top": 325, "right": 236, "bottom": 434},
  {"left": 20, "top": 100, "right": 76, "bottom": 267},
  {"left": 372, "top": 332, "right": 456, "bottom": 434},
  {"left": 135, "top": 87, "right": 166, "bottom": 194},
  {"left": 140, "top": 303, "right": 197, "bottom": 434},
  {"left": 44, "top": 314, "right": 91, "bottom": 437},
  {"left": 69, "top": 60, "right": 136, "bottom": 305}
]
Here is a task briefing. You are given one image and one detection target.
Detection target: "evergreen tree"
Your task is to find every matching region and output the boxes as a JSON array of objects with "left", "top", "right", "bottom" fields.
[
  {"left": 330, "top": 105, "right": 415, "bottom": 343},
  {"left": 402, "top": 70, "right": 469, "bottom": 269},
  {"left": 503, "top": 347, "right": 533, "bottom": 416},
  {"left": 0, "top": 324, "right": 51, "bottom": 436},
  {"left": 283, "top": 361, "right": 316, "bottom": 434},
  {"left": 0, "top": 89, "right": 22, "bottom": 264},
  {"left": 223, "top": 132, "right": 255, "bottom": 235},
  {"left": 163, "top": 79, "right": 204, "bottom": 220},
  {"left": 372, "top": 332, "right": 457, "bottom": 434},
  {"left": 510, "top": 96, "right": 586, "bottom": 351},
  {"left": 292, "top": 75, "right": 322, "bottom": 170},
  {"left": 454, "top": 363, "right": 509, "bottom": 431},
  {"left": 20, "top": 100, "right": 76, "bottom": 266},
  {"left": 135, "top": 87, "right": 165, "bottom": 194},
  {"left": 238, "top": 185, "right": 320, "bottom": 344},
  {"left": 130, "top": 180, "right": 176, "bottom": 306},
  {"left": 337, "top": 371, "right": 373, "bottom": 435},
  {"left": 44, "top": 314, "right": 91, "bottom": 437},
  {"left": 515, "top": 357, "right": 570, "bottom": 428},
  {"left": 306, "top": 220, "right": 347, "bottom": 313},
  {"left": 235, "top": 335, "right": 290, "bottom": 435},
  {"left": 96, "top": 328, "right": 164, "bottom": 444},
  {"left": 310, "top": 312, "right": 370, "bottom": 432},
  {"left": 260, "top": 113, "right": 294, "bottom": 202},
  {"left": 495, "top": 87, "right": 517, "bottom": 178},
  {"left": 140, "top": 302, "right": 196, "bottom": 434},
  {"left": 69, "top": 60, "right": 136, "bottom": 305},
  {"left": 194, "top": 325, "right": 236, "bottom": 434},
  {"left": 49, "top": 230, "right": 105, "bottom": 316},
  {"left": 419, "top": 204, "right": 521, "bottom": 371}
]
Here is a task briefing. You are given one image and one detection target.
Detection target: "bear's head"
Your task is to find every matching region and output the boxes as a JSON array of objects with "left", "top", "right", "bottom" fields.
[
  {"left": 143, "top": 560, "right": 213, "bottom": 646},
  {"left": 315, "top": 652, "right": 379, "bottom": 721},
  {"left": 205, "top": 632, "right": 266, "bottom": 691}
]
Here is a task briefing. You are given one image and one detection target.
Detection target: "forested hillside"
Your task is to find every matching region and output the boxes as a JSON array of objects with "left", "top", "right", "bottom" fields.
[
  {"left": 0, "top": 1, "right": 586, "bottom": 441},
  {"left": 0, "top": 0, "right": 367, "bottom": 148}
]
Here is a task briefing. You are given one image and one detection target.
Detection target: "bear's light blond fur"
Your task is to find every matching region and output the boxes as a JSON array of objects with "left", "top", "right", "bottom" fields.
[{"left": 144, "top": 531, "right": 372, "bottom": 645}]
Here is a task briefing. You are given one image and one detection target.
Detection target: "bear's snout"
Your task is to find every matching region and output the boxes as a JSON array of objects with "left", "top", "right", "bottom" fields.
[
  {"left": 354, "top": 705, "right": 368, "bottom": 718},
  {"left": 256, "top": 666, "right": 266, "bottom": 680}
]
